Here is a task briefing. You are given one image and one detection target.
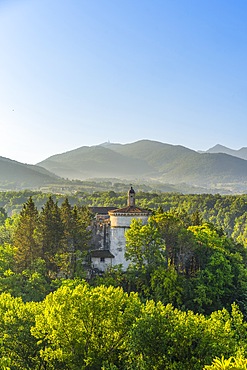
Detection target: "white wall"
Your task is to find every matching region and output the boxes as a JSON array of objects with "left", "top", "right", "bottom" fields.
[
  {"left": 110, "top": 214, "right": 149, "bottom": 227},
  {"left": 109, "top": 213, "right": 150, "bottom": 271},
  {"left": 91, "top": 257, "right": 112, "bottom": 271},
  {"left": 110, "top": 227, "right": 129, "bottom": 270}
]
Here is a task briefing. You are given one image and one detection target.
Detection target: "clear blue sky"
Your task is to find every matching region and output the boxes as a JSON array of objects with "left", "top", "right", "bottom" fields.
[{"left": 1, "top": 0, "right": 247, "bottom": 164}]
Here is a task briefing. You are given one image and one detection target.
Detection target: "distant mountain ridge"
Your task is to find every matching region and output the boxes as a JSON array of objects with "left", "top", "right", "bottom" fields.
[
  {"left": 37, "top": 145, "right": 155, "bottom": 180},
  {"left": 0, "top": 156, "right": 62, "bottom": 189},
  {"left": 37, "top": 140, "right": 247, "bottom": 192},
  {"left": 1, "top": 140, "right": 247, "bottom": 193},
  {"left": 205, "top": 144, "right": 247, "bottom": 160}
]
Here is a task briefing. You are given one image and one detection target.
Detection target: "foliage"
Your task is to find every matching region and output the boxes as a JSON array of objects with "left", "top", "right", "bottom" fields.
[
  {"left": 125, "top": 302, "right": 247, "bottom": 370},
  {"left": 0, "top": 293, "right": 43, "bottom": 369},
  {"left": 0, "top": 285, "right": 246, "bottom": 369},
  {"left": 124, "top": 214, "right": 247, "bottom": 315},
  {"left": 204, "top": 356, "right": 247, "bottom": 369},
  {"left": 1, "top": 191, "right": 247, "bottom": 368},
  {"left": 185, "top": 225, "right": 247, "bottom": 315},
  {"left": 0, "top": 206, "right": 7, "bottom": 225},
  {"left": 32, "top": 283, "right": 141, "bottom": 369},
  {"left": 0, "top": 196, "right": 92, "bottom": 301},
  {"left": 14, "top": 197, "right": 40, "bottom": 271}
]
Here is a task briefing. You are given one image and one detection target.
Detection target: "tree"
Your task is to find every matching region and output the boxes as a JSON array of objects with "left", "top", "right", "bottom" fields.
[
  {"left": 70, "top": 205, "right": 92, "bottom": 276},
  {"left": 190, "top": 210, "right": 203, "bottom": 226},
  {"left": 60, "top": 199, "right": 92, "bottom": 278},
  {"left": 13, "top": 197, "right": 40, "bottom": 271},
  {"left": 37, "top": 196, "right": 64, "bottom": 277},
  {"left": 154, "top": 212, "right": 197, "bottom": 275},
  {"left": 204, "top": 356, "right": 247, "bottom": 369},
  {"left": 0, "top": 214, "right": 19, "bottom": 246},
  {"left": 0, "top": 206, "right": 7, "bottom": 225},
  {"left": 59, "top": 198, "right": 78, "bottom": 277},
  {"left": 125, "top": 217, "right": 166, "bottom": 297},
  {"left": 150, "top": 265, "right": 183, "bottom": 306},
  {"left": 125, "top": 213, "right": 199, "bottom": 301},
  {"left": 0, "top": 293, "right": 43, "bottom": 369},
  {"left": 184, "top": 224, "right": 247, "bottom": 314},
  {"left": 32, "top": 283, "right": 141, "bottom": 369},
  {"left": 232, "top": 212, "right": 247, "bottom": 247},
  {"left": 125, "top": 218, "right": 164, "bottom": 271},
  {"left": 126, "top": 302, "right": 247, "bottom": 370}
]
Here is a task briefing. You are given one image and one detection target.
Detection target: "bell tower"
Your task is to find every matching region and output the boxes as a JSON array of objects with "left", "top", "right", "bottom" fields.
[
  {"left": 108, "top": 186, "right": 151, "bottom": 270},
  {"left": 128, "top": 186, "right": 135, "bottom": 207}
]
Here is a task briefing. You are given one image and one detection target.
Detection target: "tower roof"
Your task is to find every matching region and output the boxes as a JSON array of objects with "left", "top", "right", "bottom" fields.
[
  {"left": 128, "top": 186, "right": 135, "bottom": 194},
  {"left": 108, "top": 205, "right": 151, "bottom": 216},
  {"left": 108, "top": 186, "right": 151, "bottom": 216},
  {"left": 90, "top": 249, "right": 115, "bottom": 258}
]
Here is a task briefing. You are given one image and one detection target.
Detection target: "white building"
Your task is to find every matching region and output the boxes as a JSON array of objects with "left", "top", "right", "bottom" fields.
[
  {"left": 90, "top": 187, "right": 151, "bottom": 272},
  {"left": 90, "top": 249, "right": 115, "bottom": 272}
]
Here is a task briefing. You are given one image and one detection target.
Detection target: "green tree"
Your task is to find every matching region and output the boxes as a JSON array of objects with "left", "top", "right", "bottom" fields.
[
  {"left": 0, "top": 214, "right": 19, "bottom": 246},
  {"left": 150, "top": 265, "right": 183, "bottom": 306},
  {"left": 13, "top": 197, "right": 40, "bottom": 271},
  {"left": 32, "top": 283, "right": 141, "bottom": 369},
  {"left": 204, "top": 356, "right": 247, "bottom": 369},
  {"left": 60, "top": 200, "right": 92, "bottom": 278},
  {"left": 154, "top": 212, "right": 197, "bottom": 275},
  {"left": 71, "top": 205, "right": 92, "bottom": 276},
  {"left": 0, "top": 293, "right": 43, "bottom": 369},
  {"left": 232, "top": 212, "right": 247, "bottom": 247},
  {"left": 125, "top": 218, "right": 164, "bottom": 272},
  {"left": 37, "top": 196, "right": 64, "bottom": 277},
  {"left": 125, "top": 217, "right": 165, "bottom": 297},
  {"left": 184, "top": 224, "right": 247, "bottom": 314},
  {"left": 126, "top": 302, "right": 247, "bottom": 370},
  {"left": 0, "top": 206, "right": 7, "bottom": 225},
  {"left": 0, "top": 244, "right": 50, "bottom": 301},
  {"left": 59, "top": 197, "right": 78, "bottom": 277},
  {"left": 190, "top": 210, "right": 203, "bottom": 226}
]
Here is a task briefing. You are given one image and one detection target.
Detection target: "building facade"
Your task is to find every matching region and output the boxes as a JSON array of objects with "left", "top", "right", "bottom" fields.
[{"left": 90, "top": 187, "right": 151, "bottom": 271}]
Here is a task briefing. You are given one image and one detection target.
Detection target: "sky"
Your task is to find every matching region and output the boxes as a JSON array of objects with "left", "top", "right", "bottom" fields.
[{"left": 0, "top": 0, "right": 247, "bottom": 164}]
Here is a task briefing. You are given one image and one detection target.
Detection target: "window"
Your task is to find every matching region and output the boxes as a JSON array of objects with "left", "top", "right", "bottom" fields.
[{"left": 100, "top": 257, "right": 105, "bottom": 262}]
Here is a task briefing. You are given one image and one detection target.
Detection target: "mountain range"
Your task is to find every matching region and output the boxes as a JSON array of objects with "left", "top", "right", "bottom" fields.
[
  {"left": 0, "top": 156, "right": 62, "bottom": 190},
  {"left": 204, "top": 144, "right": 247, "bottom": 160},
  {"left": 1, "top": 140, "right": 247, "bottom": 193}
]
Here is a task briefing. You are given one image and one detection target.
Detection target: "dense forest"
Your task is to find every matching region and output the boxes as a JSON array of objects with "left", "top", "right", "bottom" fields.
[
  {"left": 1, "top": 190, "right": 247, "bottom": 369},
  {"left": 1, "top": 189, "right": 247, "bottom": 246}
]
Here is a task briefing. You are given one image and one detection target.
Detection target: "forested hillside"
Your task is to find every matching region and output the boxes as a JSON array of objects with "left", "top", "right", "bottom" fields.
[
  {"left": 206, "top": 144, "right": 247, "bottom": 160},
  {"left": 1, "top": 190, "right": 247, "bottom": 245},
  {"left": 37, "top": 140, "right": 247, "bottom": 192},
  {"left": 1, "top": 192, "right": 247, "bottom": 368},
  {"left": 2, "top": 140, "right": 247, "bottom": 193},
  {"left": 0, "top": 156, "right": 62, "bottom": 189}
]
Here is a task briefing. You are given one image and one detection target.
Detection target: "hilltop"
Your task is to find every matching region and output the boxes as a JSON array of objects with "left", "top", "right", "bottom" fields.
[
  {"left": 0, "top": 156, "right": 62, "bottom": 190},
  {"left": 1, "top": 140, "right": 247, "bottom": 193},
  {"left": 37, "top": 140, "right": 247, "bottom": 193},
  {"left": 205, "top": 144, "right": 247, "bottom": 160}
]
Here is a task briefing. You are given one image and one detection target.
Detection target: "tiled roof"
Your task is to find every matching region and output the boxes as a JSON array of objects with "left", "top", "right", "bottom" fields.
[
  {"left": 90, "top": 249, "right": 115, "bottom": 258},
  {"left": 90, "top": 206, "right": 116, "bottom": 215},
  {"left": 109, "top": 206, "right": 151, "bottom": 215}
]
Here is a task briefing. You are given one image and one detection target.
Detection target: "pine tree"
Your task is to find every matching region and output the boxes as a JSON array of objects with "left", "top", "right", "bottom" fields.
[
  {"left": 60, "top": 198, "right": 76, "bottom": 248},
  {"left": 60, "top": 198, "right": 77, "bottom": 277},
  {"left": 73, "top": 205, "right": 92, "bottom": 253},
  {"left": 60, "top": 200, "right": 92, "bottom": 277},
  {"left": 37, "top": 196, "right": 64, "bottom": 277},
  {"left": 0, "top": 207, "right": 7, "bottom": 226},
  {"left": 13, "top": 197, "right": 40, "bottom": 271}
]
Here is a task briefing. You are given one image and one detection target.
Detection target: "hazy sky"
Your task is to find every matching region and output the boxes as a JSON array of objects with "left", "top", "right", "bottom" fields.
[{"left": 1, "top": 0, "right": 247, "bottom": 164}]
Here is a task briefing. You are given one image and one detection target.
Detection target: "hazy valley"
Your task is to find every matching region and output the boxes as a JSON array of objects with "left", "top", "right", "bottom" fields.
[{"left": 1, "top": 140, "right": 247, "bottom": 194}]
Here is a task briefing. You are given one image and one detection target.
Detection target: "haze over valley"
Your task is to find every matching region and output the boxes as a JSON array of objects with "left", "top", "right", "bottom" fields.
[{"left": 1, "top": 140, "right": 247, "bottom": 194}]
